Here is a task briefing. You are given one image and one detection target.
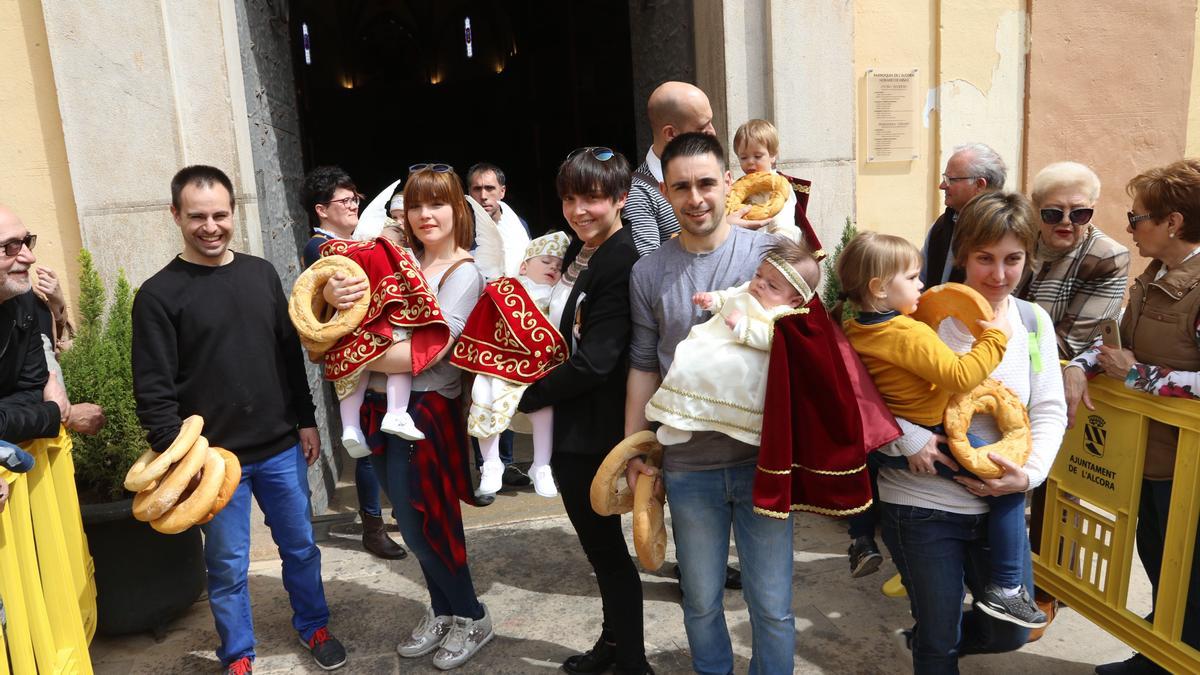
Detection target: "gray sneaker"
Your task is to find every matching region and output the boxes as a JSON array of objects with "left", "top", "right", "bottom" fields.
[
  {"left": 397, "top": 607, "right": 453, "bottom": 658},
  {"left": 975, "top": 584, "right": 1048, "bottom": 629},
  {"left": 432, "top": 603, "right": 494, "bottom": 670}
]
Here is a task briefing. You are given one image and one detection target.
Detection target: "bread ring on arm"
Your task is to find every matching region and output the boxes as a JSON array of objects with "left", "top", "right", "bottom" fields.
[
  {"left": 124, "top": 415, "right": 204, "bottom": 492},
  {"left": 133, "top": 435, "right": 210, "bottom": 522},
  {"left": 944, "top": 378, "right": 1032, "bottom": 479},
  {"left": 633, "top": 471, "right": 667, "bottom": 570},
  {"left": 288, "top": 254, "right": 371, "bottom": 356},
  {"left": 590, "top": 431, "right": 664, "bottom": 516},
  {"left": 150, "top": 448, "right": 226, "bottom": 534},
  {"left": 725, "top": 172, "right": 791, "bottom": 221},
  {"left": 910, "top": 283, "right": 994, "bottom": 339}
]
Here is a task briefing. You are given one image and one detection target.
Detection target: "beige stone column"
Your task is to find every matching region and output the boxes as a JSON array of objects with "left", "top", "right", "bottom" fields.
[
  {"left": 695, "top": 0, "right": 857, "bottom": 253},
  {"left": 39, "top": 0, "right": 263, "bottom": 288}
]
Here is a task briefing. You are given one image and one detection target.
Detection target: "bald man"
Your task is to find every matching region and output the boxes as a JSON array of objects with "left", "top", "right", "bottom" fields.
[{"left": 624, "top": 81, "right": 717, "bottom": 256}]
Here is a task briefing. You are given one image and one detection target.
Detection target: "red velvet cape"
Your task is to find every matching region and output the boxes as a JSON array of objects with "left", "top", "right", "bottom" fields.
[
  {"left": 778, "top": 171, "right": 824, "bottom": 259},
  {"left": 320, "top": 238, "right": 449, "bottom": 381},
  {"left": 753, "top": 296, "right": 900, "bottom": 518},
  {"left": 450, "top": 277, "right": 567, "bottom": 385}
]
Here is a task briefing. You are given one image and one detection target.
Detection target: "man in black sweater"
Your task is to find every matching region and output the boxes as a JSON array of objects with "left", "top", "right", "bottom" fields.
[{"left": 132, "top": 166, "right": 346, "bottom": 674}]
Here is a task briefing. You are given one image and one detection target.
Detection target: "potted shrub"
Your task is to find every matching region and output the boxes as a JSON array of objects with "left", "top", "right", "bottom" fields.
[{"left": 60, "top": 250, "right": 205, "bottom": 637}]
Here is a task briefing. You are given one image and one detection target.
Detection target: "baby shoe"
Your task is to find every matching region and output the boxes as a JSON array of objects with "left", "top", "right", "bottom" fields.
[
  {"left": 531, "top": 464, "right": 558, "bottom": 498},
  {"left": 341, "top": 427, "right": 369, "bottom": 458},
  {"left": 478, "top": 459, "right": 503, "bottom": 495},
  {"left": 381, "top": 411, "right": 426, "bottom": 441}
]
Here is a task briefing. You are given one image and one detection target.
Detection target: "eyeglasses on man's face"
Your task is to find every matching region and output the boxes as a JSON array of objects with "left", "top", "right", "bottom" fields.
[
  {"left": 941, "top": 174, "right": 977, "bottom": 183},
  {"left": 0, "top": 234, "right": 36, "bottom": 257}
]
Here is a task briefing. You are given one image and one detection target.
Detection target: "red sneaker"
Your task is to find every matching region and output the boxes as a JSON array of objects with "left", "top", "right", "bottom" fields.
[
  {"left": 300, "top": 626, "right": 347, "bottom": 670},
  {"left": 225, "top": 657, "right": 253, "bottom": 675}
]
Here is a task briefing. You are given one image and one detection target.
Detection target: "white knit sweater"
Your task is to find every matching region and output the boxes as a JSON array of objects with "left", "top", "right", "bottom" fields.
[{"left": 876, "top": 299, "right": 1068, "bottom": 515}]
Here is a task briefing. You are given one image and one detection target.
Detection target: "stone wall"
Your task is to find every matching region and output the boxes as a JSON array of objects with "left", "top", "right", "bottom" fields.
[{"left": 628, "top": 0, "right": 696, "bottom": 154}]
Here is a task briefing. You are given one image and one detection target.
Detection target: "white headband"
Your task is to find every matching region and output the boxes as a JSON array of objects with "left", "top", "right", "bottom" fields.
[{"left": 764, "top": 253, "right": 813, "bottom": 301}]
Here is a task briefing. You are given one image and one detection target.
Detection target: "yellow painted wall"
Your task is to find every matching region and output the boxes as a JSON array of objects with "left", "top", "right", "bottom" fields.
[
  {"left": 853, "top": 1, "right": 937, "bottom": 245},
  {"left": 855, "top": 0, "right": 1025, "bottom": 246},
  {"left": 0, "top": 0, "right": 82, "bottom": 311},
  {"left": 1187, "top": 4, "right": 1200, "bottom": 157}
]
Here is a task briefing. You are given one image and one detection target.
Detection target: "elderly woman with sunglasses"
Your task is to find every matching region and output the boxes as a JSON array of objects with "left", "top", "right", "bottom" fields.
[
  {"left": 1066, "top": 160, "right": 1200, "bottom": 675},
  {"left": 1016, "top": 162, "right": 1130, "bottom": 360}
]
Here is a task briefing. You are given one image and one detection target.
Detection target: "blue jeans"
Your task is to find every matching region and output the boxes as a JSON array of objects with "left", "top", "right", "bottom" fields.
[
  {"left": 664, "top": 464, "right": 795, "bottom": 675},
  {"left": 372, "top": 435, "right": 484, "bottom": 619},
  {"left": 879, "top": 502, "right": 1033, "bottom": 674},
  {"left": 202, "top": 445, "right": 329, "bottom": 665},
  {"left": 355, "top": 457, "right": 383, "bottom": 517}
]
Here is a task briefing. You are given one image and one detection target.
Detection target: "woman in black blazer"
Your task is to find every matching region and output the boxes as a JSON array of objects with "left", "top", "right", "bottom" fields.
[{"left": 518, "top": 147, "right": 649, "bottom": 675}]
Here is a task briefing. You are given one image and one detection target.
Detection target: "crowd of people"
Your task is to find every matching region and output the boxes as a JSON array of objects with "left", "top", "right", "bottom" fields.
[{"left": 1, "top": 79, "right": 1199, "bottom": 675}]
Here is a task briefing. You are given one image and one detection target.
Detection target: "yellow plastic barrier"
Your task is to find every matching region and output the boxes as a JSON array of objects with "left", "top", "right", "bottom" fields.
[
  {"left": 1035, "top": 376, "right": 1200, "bottom": 673},
  {"left": 0, "top": 428, "right": 96, "bottom": 674}
]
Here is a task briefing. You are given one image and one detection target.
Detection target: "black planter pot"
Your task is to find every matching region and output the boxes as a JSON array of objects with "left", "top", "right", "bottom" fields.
[{"left": 80, "top": 498, "right": 206, "bottom": 637}]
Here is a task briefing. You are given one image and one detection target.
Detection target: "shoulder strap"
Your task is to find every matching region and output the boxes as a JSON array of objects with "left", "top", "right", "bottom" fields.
[
  {"left": 437, "top": 257, "right": 476, "bottom": 292},
  {"left": 1014, "top": 298, "right": 1043, "bottom": 375}
]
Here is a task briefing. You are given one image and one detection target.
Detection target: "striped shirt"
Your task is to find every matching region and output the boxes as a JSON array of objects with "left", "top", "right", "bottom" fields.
[
  {"left": 623, "top": 159, "right": 680, "bottom": 256},
  {"left": 1016, "top": 225, "right": 1129, "bottom": 359}
]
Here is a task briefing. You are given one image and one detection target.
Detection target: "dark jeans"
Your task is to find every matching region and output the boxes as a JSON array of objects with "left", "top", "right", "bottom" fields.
[
  {"left": 553, "top": 452, "right": 646, "bottom": 669},
  {"left": 471, "top": 429, "right": 515, "bottom": 467},
  {"left": 1137, "top": 478, "right": 1200, "bottom": 650},
  {"left": 880, "top": 502, "right": 1033, "bottom": 674},
  {"left": 355, "top": 457, "right": 383, "bottom": 517},
  {"left": 372, "top": 437, "right": 483, "bottom": 619}
]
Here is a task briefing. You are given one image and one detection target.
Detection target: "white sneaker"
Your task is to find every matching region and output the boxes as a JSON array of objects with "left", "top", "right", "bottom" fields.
[
  {"left": 432, "top": 603, "right": 494, "bottom": 670},
  {"left": 656, "top": 425, "right": 692, "bottom": 445},
  {"left": 397, "top": 607, "right": 453, "bottom": 658},
  {"left": 478, "top": 460, "right": 503, "bottom": 495},
  {"left": 530, "top": 464, "right": 558, "bottom": 498},
  {"left": 381, "top": 411, "right": 426, "bottom": 441},
  {"left": 341, "top": 426, "right": 369, "bottom": 458}
]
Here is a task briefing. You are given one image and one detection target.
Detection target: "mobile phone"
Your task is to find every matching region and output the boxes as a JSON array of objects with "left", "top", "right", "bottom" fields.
[{"left": 1100, "top": 319, "right": 1121, "bottom": 349}]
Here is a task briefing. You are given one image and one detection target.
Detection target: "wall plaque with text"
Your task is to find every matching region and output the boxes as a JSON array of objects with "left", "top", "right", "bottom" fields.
[{"left": 866, "top": 69, "right": 919, "bottom": 163}]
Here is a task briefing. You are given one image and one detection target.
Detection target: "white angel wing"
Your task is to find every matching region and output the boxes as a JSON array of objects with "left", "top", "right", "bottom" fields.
[
  {"left": 469, "top": 196, "right": 530, "bottom": 280},
  {"left": 353, "top": 178, "right": 404, "bottom": 241}
]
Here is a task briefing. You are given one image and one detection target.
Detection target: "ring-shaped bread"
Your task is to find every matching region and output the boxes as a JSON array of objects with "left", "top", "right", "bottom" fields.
[
  {"left": 944, "top": 378, "right": 1031, "bottom": 479},
  {"left": 133, "top": 435, "right": 210, "bottom": 522},
  {"left": 590, "top": 431, "right": 664, "bottom": 516},
  {"left": 195, "top": 448, "right": 241, "bottom": 526},
  {"left": 124, "top": 415, "right": 204, "bottom": 492},
  {"left": 288, "top": 254, "right": 371, "bottom": 353},
  {"left": 632, "top": 471, "right": 667, "bottom": 570},
  {"left": 725, "top": 172, "right": 791, "bottom": 221},
  {"left": 151, "top": 448, "right": 226, "bottom": 534},
  {"left": 910, "top": 283, "right": 994, "bottom": 340}
]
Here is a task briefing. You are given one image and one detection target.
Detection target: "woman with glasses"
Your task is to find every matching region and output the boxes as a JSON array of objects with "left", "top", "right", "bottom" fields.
[
  {"left": 515, "top": 147, "right": 651, "bottom": 674},
  {"left": 1016, "top": 162, "right": 1130, "bottom": 360},
  {"left": 1066, "top": 160, "right": 1200, "bottom": 675},
  {"left": 328, "top": 164, "right": 492, "bottom": 669}
]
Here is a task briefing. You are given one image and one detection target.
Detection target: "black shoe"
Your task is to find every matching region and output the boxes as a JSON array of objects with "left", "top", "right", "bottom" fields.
[
  {"left": 975, "top": 585, "right": 1048, "bottom": 629},
  {"left": 1095, "top": 653, "right": 1170, "bottom": 674},
  {"left": 501, "top": 464, "right": 532, "bottom": 487},
  {"left": 299, "top": 627, "right": 347, "bottom": 670},
  {"left": 562, "top": 635, "right": 616, "bottom": 674},
  {"left": 848, "top": 536, "right": 884, "bottom": 578},
  {"left": 473, "top": 489, "right": 495, "bottom": 507}
]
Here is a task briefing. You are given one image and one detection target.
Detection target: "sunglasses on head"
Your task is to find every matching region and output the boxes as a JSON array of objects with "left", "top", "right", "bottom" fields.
[
  {"left": 1040, "top": 207, "right": 1094, "bottom": 226},
  {"left": 566, "top": 146, "right": 615, "bottom": 162},
  {"left": 408, "top": 163, "right": 454, "bottom": 174}
]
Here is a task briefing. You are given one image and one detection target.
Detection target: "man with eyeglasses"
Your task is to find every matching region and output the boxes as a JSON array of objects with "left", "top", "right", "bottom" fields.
[
  {"left": 132, "top": 166, "right": 346, "bottom": 673},
  {"left": 922, "top": 142, "right": 1008, "bottom": 285}
]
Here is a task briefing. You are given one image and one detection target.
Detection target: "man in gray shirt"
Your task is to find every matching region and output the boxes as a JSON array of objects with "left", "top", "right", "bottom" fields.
[{"left": 625, "top": 133, "right": 795, "bottom": 674}]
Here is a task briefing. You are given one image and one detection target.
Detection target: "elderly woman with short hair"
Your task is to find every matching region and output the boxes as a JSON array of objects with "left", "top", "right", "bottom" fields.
[{"left": 1016, "top": 161, "right": 1130, "bottom": 361}]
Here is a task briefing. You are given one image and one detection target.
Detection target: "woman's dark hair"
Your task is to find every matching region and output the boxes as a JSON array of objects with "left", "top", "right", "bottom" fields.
[
  {"left": 401, "top": 169, "right": 474, "bottom": 252},
  {"left": 661, "top": 132, "right": 727, "bottom": 179},
  {"left": 302, "top": 166, "right": 357, "bottom": 222},
  {"left": 1128, "top": 159, "right": 1200, "bottom": 243},
  {"left": 556, "top": 149, "right": 631, "bottom": 201},
  {"left": 171, "top": 165, "right": 235, "bottom": 211}
]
